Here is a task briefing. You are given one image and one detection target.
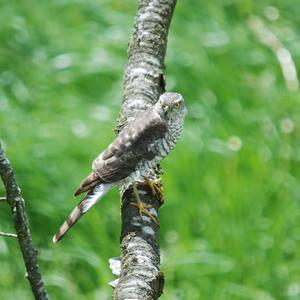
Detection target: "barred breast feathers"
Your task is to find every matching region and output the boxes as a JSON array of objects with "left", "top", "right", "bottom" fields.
[{"left": 149, "top": 115, "right": 184, "bottom": 161}]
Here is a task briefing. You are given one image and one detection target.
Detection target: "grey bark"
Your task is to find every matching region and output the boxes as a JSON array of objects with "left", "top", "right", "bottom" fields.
[
  {"left": 0, "top": 143, "right": 50, "bottom": 300},
  {"left": 113, "top": 1, "right": 177, "bottom": 299}
]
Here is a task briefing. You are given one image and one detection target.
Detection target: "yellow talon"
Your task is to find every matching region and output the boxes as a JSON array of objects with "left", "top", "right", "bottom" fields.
[
  {"left": 130, "top": 182, "right": 159, "bottom": 225},
  {"left": 143, "top": 178, "right": 164, "bottom": 203}
]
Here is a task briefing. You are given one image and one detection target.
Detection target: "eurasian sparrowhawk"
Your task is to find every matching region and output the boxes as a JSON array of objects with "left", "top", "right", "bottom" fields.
[{"left": 53, "top": 92, "right": 186, "bottom": 243}]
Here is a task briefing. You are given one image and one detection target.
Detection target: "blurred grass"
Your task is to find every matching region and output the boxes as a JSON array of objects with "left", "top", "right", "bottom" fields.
[{"left": 1, "top": 0, "right": 300, "bottom": 299}]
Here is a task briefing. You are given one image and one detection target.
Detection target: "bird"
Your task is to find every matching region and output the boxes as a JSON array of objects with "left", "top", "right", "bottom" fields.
[{"left": 53, "top": 92, "right": 186, "bottom": 243}]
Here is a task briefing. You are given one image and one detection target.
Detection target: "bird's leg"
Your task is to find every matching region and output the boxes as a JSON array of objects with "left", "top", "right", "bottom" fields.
[
  {"left": 142, "top": 177, "right": 164, "bottom": 204},
  {"left": 130, "top": 182, "right": 159, "bottom": 225}
]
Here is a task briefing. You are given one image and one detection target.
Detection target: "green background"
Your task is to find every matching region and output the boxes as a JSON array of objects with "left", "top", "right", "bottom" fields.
[{"left": 1, "top": 1, "right": 300, "bottom": 299}]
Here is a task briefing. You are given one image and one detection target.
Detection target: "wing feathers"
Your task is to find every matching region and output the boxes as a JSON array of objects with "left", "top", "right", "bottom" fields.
[
  {"left": 92, "top": 110, "right": 167, "bottom": 183},
  {"left": 74, "top": 171, "right": 102, "bottom": 196}
]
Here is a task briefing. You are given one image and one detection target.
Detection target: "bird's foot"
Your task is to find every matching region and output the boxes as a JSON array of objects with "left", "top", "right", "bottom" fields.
[
  {"left": 131, "top": 182, "right": 159, "bottom": 225},
  {"left": 130, "top": 201, "right": 159, "bottom": 225},
  {"left": 142, "top": 178, "right": 164, "bottom": 204}
]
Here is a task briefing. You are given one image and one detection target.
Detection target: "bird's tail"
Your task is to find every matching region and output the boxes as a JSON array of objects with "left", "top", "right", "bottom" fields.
[{"left": 52, "top": 183, "right": 112, "bottom": 243}]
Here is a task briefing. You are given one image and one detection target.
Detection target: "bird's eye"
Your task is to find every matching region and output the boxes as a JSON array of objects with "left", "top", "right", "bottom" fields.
[{"left": 174, "top": 102, "right": 181, "bottom": 109}]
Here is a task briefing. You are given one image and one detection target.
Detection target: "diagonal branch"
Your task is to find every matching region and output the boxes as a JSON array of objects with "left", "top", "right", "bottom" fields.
[
  {"left": 113, "top": 1, "right": 177, "bottom": 299},
  {"left": 0, "top": 143, "right": 50, "bottom": 300}
]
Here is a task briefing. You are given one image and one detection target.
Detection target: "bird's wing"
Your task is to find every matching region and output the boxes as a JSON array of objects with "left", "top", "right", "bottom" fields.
[
  {"left": 74, "top": 170, "right": 100, "bottom": 196},
  {"left": 93, "top": 109, "right": 167, "bottom": 183},
  {"left": 74, "top": 110, "right": 166, "bottom": 196}
]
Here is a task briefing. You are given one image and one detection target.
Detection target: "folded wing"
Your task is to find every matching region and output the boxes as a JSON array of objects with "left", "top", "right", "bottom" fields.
[{"left": 74, "top": 110, "right": 167, "bottom": 196}]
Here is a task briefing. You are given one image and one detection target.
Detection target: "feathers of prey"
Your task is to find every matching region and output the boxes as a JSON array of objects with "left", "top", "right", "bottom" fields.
[{"left": 53, "top": 92, "right": 186, "bottom": 243}]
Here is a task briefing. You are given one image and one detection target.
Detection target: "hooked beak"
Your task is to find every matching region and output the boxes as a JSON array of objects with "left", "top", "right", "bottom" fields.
[{"left": 163, "top": 105, "right": 170, "bottom": 115}]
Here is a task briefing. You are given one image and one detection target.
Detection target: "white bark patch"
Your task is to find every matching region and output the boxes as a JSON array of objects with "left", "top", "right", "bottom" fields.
[
  {"left": 141, "top": 215, "right": 151, "bottom": 222},
  {"left": 109, "top": 279, "right": 119, "bottom": 288},
  {"left": 122, "top": 278, "right": 152, "bottom": 290},
  {"left": 142, "top": 226, "right": 155, "bottom": 236},
  {"left": 127, "top": 100, "right": 150, "bottom": 109},
  {"left": 131, "top": 221, "right": 142, "bottom": 227},
  {"left": 109, "top": 257, "right": 121, "bottom": 277},
  {"left": 139, "top": 12, "right": 164, "bottom": 23},
  {"left": 148, "top": 208, "right": 157, "bottom": 217},
  {"left": 131, "top": 67, "right": 148, "bottom": 76}
]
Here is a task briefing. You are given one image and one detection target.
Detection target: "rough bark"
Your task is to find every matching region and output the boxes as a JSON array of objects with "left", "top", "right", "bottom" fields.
[
  {"left": 0, "top": 143, "right": 50, "bottom": 300},
  {"left": 113, "top": 1, "right": 177, "bottom": 299}
]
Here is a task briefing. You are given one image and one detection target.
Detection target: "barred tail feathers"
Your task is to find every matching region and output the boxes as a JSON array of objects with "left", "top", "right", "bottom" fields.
[{"left": 52, "top": 183, "right": 112, "bottom": 243}]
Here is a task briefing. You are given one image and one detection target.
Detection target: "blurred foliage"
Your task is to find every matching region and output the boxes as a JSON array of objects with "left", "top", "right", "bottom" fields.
[{"left": 1, "top": 0, "right": 300, "bottom": 299}]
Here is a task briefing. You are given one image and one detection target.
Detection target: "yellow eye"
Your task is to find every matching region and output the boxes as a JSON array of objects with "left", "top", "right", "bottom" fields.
[{"left": 174, "top": 102, "right": 181, "bottom": 109}]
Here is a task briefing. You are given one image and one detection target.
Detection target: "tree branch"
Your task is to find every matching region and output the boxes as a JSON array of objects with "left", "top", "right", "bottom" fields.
[
  {"left": 0, "top": 231, "right": 18, "bottom": 238},
  {"left": 0, "top": 143, "right": 50, "bottom": 300},
  {"left": 113, "top": 1, "right": 177, "bottom": 299}
]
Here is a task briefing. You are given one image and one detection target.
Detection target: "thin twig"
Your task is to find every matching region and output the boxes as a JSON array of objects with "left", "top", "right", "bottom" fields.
[
  {"left": 0, "top": 231, "right": 18, "bottom": 238},
  {"left": 0, "top": 143, "right": 50, "bottom": 300},
  {"left": 0, "top": 196, "right": 7, "bottom": 201}
]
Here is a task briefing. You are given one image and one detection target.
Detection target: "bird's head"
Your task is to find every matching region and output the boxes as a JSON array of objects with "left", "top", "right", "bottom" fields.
[{"left": 155, "top": 92, "right": 186, "bottom": 120}]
